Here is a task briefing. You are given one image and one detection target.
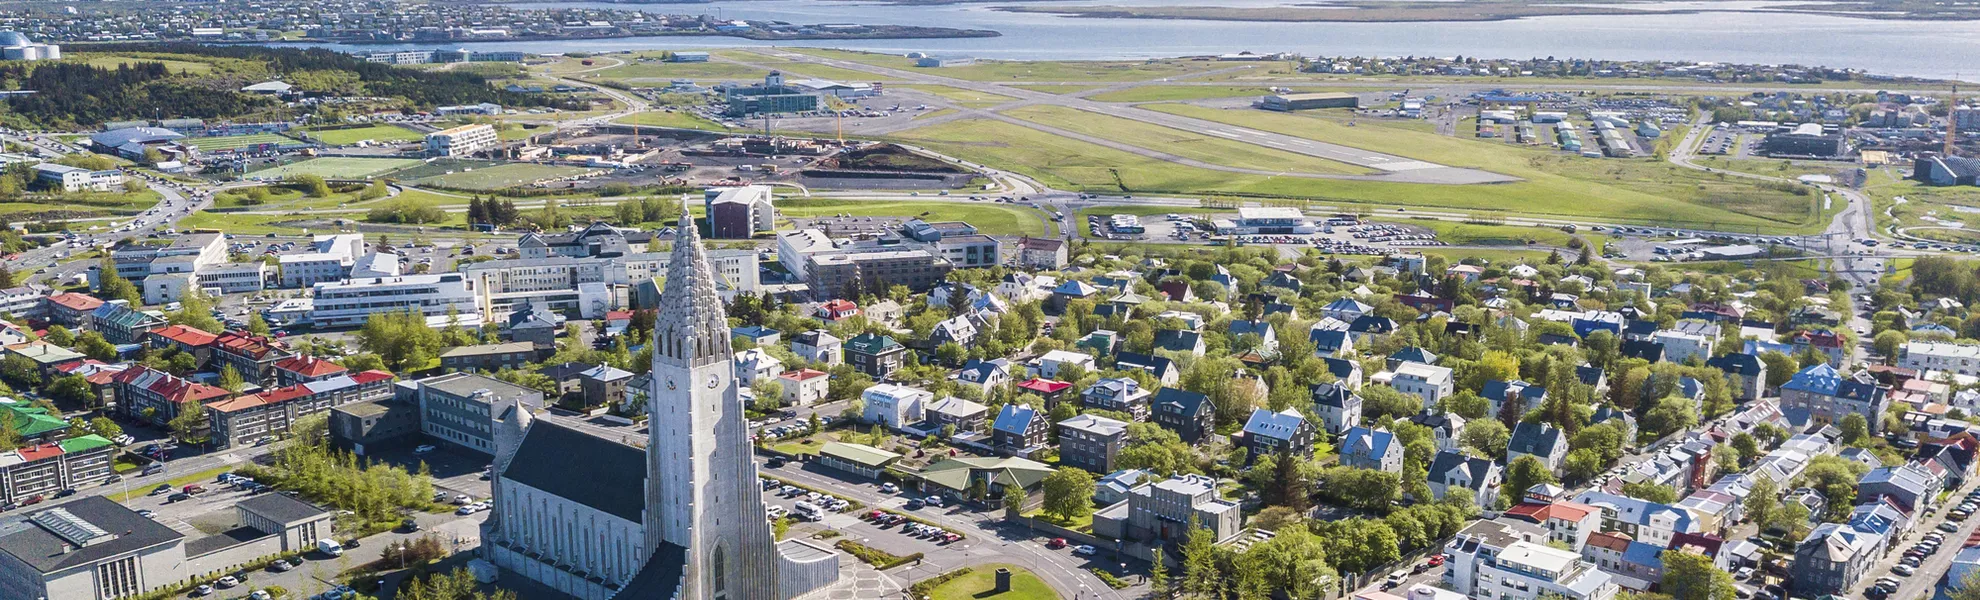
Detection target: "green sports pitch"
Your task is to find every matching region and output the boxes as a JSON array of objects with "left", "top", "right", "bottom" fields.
[{"left": 182, "top": 133, "right": 299, "bottom": 151}]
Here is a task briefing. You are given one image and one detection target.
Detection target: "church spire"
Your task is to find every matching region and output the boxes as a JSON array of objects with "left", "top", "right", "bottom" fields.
[{"left": 654, "top": 203, "right": 730, "bottom": 368}]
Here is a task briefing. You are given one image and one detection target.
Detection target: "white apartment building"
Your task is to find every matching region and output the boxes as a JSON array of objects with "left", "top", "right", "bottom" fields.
[
  {"left": 861, "top": 384, "right": 933, "bottom": 429},
  {"left": 460, "top": 250, "right": 758, "bottom": 318},
  {"left": 424, "top": 123, "right": 499, "bottom": 157},
  {"left": 280, "top": 234, "right": 364, "bottom": 288},
  {"left": 35, "top": 163, "right": 122, "bottom": 192},
  {"left": 1474, "top": 541, "right": 1620, "bottom": 600},
  {"left": 777, "top": 229, "right": 836, "bottom": 279},
  {"left": 196, "top": 262, "right": 270, "bottom": 295},
  {"left": 1652, "top": 330, "right": 1714, "bottom": 365},
  {"left": 307, "top": 273, "right": 477, "bottom": 328},
  {"left": 1382, "top": 361, "right": 1456, "bottom": 405},
  {"left": 1899, "top": 341, "right": 1980, "bottom": 377}
]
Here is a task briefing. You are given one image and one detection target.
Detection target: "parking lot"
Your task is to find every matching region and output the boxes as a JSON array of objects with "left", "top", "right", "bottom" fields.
[{"left": 1086, "top": 212, "right": 1441, "bottom": 255}]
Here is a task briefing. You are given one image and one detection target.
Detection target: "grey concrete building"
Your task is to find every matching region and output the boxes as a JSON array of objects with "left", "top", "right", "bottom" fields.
[
  {"left": 406, "top": 372, "right": 543, "bottom": 456},
  {"left": 1057, "top": 414, "right": 1129, "bottom": 474}
]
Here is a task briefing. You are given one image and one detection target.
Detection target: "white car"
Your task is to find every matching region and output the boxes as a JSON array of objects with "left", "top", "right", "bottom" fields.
[
  {"left": 414, "top": 445, "right": 437, "bottom": 454},
  {"left": 1072, "top": 545, "right": 1097, "bottom": 556},
  {"left": 216, "top": 576, "right": 239, "bottom": 588}
]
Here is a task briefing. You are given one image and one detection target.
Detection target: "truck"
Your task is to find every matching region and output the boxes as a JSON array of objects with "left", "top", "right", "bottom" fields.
[
  {"left": 317, "top": 539, "right": 344, "bottom": 557},
  {"left": 468, "top": 559, "right": 500, "bottom": 584}
]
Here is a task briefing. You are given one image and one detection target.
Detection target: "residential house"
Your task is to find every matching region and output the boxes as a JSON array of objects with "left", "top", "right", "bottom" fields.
[
  {"left": 777, "top": 369, "right": 830, "bottom": 406},
  {"left": 1226, "top": 320, "right": 1278, "bottom": 355},
  {"left": 790, "top": 329, "right": 843, "bottom": 365},
  {"left": 1385, "top": 361, "right": 1456, "bottom": 405},
  {"left": 925, "top": 396, "right": 989, "bottom": 432},
  {"left": 1150, "top": 388, "right": 1213, "bottom": 444},
  {"left": 1780, "top": 364, "right": 1890, "bottom": 433},
  {"left": 1084, "top": 378, "right": 1152, "bottom": 420},
  {"left": 1707, "top": 353, "right": 1768, "bottom": 402},
  {"left": 1428, "top": 449, "right": 1502, "bottom": 507},
  {"left": 1310, "top": 382, "right": 1362, "bottom": 435},
  {"left": 954, "top": 359, "right": 1012, "bottom": 394},
  {"left": 1058, "top": 414, "right": 1130, "bottom": 474},
  {"left": 1340, "top": 426, "right": 1403, "bottom": 473},
  {"left": 1113, "top": 352, "right": 1179, "bottom": 386},
  {"left": 1033, "top": 350, "right": 1096, "bottom": 380},
  {"left": 862, "top": 384, "right": 933, "bottom": 430},
  {"left": 1574, "top": 491, "right": 1698, "bottom": 548},
  {"left": 438, "top": 342, "right": 535, "bottom": 372},
  {"left": 1409, "top": 411, "right": 1469, "bottom": 452},
  {"left": 1510, "top": 422, "right": 1570, "bottom": 474},
  {"left": 734, "top": 347, "right": 784, "bottom": 384},
  {"left": 1484, "top": 379, "right": 1549, "bottom": 420},
  {"left": 1237, "top": 408, "right": 1314, "bottom": 463},
  {"left": 992, "top": 404, "right": 1048, "bottom": 456},
  {"left": 845, "top": 333, "right": 909, "bottom": 380}
]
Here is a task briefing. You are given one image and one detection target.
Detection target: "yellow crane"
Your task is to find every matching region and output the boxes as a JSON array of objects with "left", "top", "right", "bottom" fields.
[{"left": 822, "top": 96, "right": 853, "bottom": 144}]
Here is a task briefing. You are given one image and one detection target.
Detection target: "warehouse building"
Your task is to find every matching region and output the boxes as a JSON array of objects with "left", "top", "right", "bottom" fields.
[
  {"left": 1260, "top": 92, "right": 1359, "bottom": 111},
  {"left": 1762, "top": 123, "right": 1848, "bottom": 159}
]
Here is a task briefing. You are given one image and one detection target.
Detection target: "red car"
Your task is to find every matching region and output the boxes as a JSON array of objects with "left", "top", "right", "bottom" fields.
[
  {"left": 1428, "top": 555, "right": 1446, "bottom": 567},
  {"left": 1047, "top": 538, "right": 1068, "bottom": 549}
]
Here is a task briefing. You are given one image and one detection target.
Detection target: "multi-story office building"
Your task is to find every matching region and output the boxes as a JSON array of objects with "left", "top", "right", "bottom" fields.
[
  {"left": 1119, "top": 474, "right": 1241, "bottom": 543},
  {"left": 405, "top": 372, "right": 542, "bottom": 455},
  {"left": 464, "top": 249, "right": 757, "bottom": 318},
  {"left": 424, "top": 123, "right": 498, "bottom": 157},
  {"left": 806, "top": 248, "right": 952, "bottom": 298},
  {"left": 278, "top": 234, "right": 364, "bottom": 288},
  {"left": 706, "top": 185, "right": 777, "bottom": 239},
  {"left": 111, "top": 233, "right": 226, "bottom": 281},
  {"left": 932, "top": 235, "right": 1000, "bottom": 269},
  {"left": 307, "top": 273, "right": 478, "bottom": 329}
]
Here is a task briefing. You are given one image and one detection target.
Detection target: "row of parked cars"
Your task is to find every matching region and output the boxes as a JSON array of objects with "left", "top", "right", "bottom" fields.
[{"left": 861, "top": 510, "right": 961, "bottom": 544}]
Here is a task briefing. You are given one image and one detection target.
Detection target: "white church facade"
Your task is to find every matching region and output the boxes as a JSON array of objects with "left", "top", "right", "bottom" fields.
[{"left": 481, "top": 207, "right": 841, "bottom": 600}]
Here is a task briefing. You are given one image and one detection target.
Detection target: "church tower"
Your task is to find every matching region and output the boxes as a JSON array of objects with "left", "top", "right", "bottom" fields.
[{"left": 646, "top": 206, "right": 781, "bottom": 600}]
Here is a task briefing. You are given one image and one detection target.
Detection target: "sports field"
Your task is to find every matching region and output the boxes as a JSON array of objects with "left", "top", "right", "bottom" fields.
[
  {"left": 304, "top": 124, "right": 424, "bottom": 146},
  {"left": 248, "top": 157, "right": 424, "bottom": 180},
  {"left": 183, "top": 133, "right": 296, "bottom": 151},
  {"left": 412, "top": 163, "right": 598, "bottom": 191}
]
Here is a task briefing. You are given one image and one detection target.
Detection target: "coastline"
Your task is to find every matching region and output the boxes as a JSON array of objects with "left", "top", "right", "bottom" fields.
[
  {"left": 213, "top": 27, "right": 1001, "bottom": 46},
  {"left": 988, "top": 3, "right": 1980, "bottom": 23}
]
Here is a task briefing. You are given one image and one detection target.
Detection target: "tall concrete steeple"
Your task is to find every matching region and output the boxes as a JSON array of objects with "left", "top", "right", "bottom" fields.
[{"left": 646, "top": 204, "right": 781, "bottom": 600}]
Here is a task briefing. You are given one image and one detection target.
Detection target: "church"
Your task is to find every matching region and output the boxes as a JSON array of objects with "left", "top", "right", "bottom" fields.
[{"left": 480, "top": 208, "right": 843, "bottom": 600}]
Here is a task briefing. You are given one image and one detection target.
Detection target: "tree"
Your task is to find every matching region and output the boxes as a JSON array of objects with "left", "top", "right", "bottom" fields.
[
  {"left": 170, "top": 401, "right": 209, "bottom": 443},
  {"left": 1180, "top": 519, "right": 1225, "bottom": 600},
  {"left": 76, "top": 331, "right": 117, "bottom": 362},
  {"left": 1117, "top": 422, "right": 1198, "bottom": 476},
  {"left": 1149, "top": 544, "right": 1169, "bottom": 592},
  {"left": 1746, "top": 477, "right": 1780, "bottom": 533},
  {"left": 1663, "top": 550, "right": 1737, "bottom": 600},
  {"left": 1261, "top": 450, "right": 1312, "bottom": 510},
  {"left": 88, "top": 416, "right": 122, "bottom": 441},
  {"left": 1873, "top": 330, "right": 1908, "bottom": 361},
  {"left": 97, "top": 257, "right": 139, "bottom": 305},
  {"left": 1732, "top": 432, "right": 1763, "bottom": 465},
  {"left": 1041, "top": 467, "right": 1096, "bottom": 523},
  {"left": 341, "top": 353, "right": 387, "bottom": 373},
  {"left": 1502, "top": 455, "right": 1556, "bottom": 507},
  {"left": 218, "top": 365, "right": 245, "bottom": 393},
  {"left": 1002, "top": 484, "right": 1026, "bottom": 516},
  {"left": 1439, "top": 390, "right": 1490, "bottom": 420},
  {"left": 1839, "top": 413, "right": 1870, "bottom": 446},
  {"left": 1760, "top": 350, "right": 1798, "bottom": 390},
  {"left": 168, "top": 288, "right": 223, "bottom": 333},
  {"left": 1621, "top": 481, "right": 1678, "bottom": 504},
  {"left": 43, "top": 325, "right": 73, "bottom": 348},
  {"left": 46, "top": 374, "right": 92, "bottom": 405},
  {"left": 356, "top": 309, "right": 445, "bottom": 372},
  {"left": 0, "top": 354, "right": 39, "bottom": 389},
  {"left": 246, "top": 313, "right": 271, "bottom": 336},
  {"left": 1460, "top": 419, "right": 1510, "bottom": 460},
  {"left": 1359, "top": 384, "right": 1422, "bottom": 422},
  {"left": 289, "top": 174, "right": 332, "bottom": 198}
]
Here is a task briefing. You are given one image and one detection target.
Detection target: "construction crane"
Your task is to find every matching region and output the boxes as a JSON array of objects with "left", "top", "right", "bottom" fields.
[
  {"left": 822, "top": 96, "right": 853, "bottom": 144},
  {"left": 1949, "top": 79, "right": 1961, "bottom": 156}
]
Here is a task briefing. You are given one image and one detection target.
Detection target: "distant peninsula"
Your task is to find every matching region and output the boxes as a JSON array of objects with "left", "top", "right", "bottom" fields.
[
  {"left": 991, "top": 0, "right": 1980, "bottom": 23},
  {"left": 302, "top": 24, "right": 1001, "bottom": 44}
]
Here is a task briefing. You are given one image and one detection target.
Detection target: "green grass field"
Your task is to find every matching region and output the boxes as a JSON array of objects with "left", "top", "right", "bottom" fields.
[
  {"left": 302, "top": 124, "right": 424, "bottom": 146},
  {"left": 926, "top": 565, "right": 1059, "bottom": 600},
  {"left": 1137, "top": 104, "right": 1829, "bottom": 231},
  {"left": 1009, "top": 84, "right": 1105, "bottom": 95},
  {"left": 885, "top": 112, "right": 1823, "bottom": 232},
  {"left": 1085, "top": 85, "right": 1350, "bottom": 103},
  {"left": 785, "top": 48, "right": 1253, "bottom": 82},
  {"left": 73, "top": 54, "right": 215, "bottom": 74},
  {"left": 413, "top": 163, "right": 598, "bottom": 191},
  {"left": 1405, "top": 219, "right": 1584, "bottom": 247},
  {"left": 248, "top": 157, "right": 424, "bottom": 180},
  {"left": 592, "top": 58, "right": 771, "bottom": 81},
  {"left": 177, "top": 211, "right": 342, "bottom": 236},
  {"left": 1003, "top": 105, "right": 1371, "bottom": 175},
  {"left": 899, "top": 85, "right": 1017, "bottom": 108},
  {"left": 615, "top": 110, "right": 729, "bottom": 131},
  {"left": 716, "top": 50, "right": 904, "bottom": 83},
  {"left": 777, "top": 198, "right": 1048, "bottom": 236},
  {"left": 183, "top": 133, "right": 296, "bottom": 151}
]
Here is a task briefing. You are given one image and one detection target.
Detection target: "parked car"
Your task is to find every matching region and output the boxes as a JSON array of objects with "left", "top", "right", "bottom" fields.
[
  {"left": 1072, "top": 545, "right": 1097, "bottom": 556},
  {"left": 217, "top": 575, "right": 240, "bottom": 588}
]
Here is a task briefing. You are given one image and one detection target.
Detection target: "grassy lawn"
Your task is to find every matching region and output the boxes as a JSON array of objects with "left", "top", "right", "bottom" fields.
[
  {"left": 412, "top": 163, "right": 599, "bottom": 191},
  {"left": 212, "top": 185, "right": 306, "bottom": 208},
  {"left": 785, "top": 48, "right": 1246, "bottom": 82},
  {"left": 1086, "top": 85, "right": 1349, "bottom": 103},
  {"left": 777, "top": 198, "right": 1049, "bottom": 236},
  {"left": 301, "top": 124, "right": 425, "bottom": 146},
  {"left": 1132, "top": 104, "right": 1830, "bottom": 231},
  {"left": 592, "top": 57, "right": 771, "bottom": 81},
  {"left": 926, "top": 565, "right": 1060, "bottom": 600},
  {"left": 1003, "top": 105, "right": 1371, "bottom": 175},
  {"left": 183, "top": 133, "right": 297, "bottom": 151},
  {"left": 716, "top": 49, "right": 904, "bottom": 83},
  {"left": 1009, "top": 84, "right": 1106, "bottom": 95},
  {"left": 177, "top": 211, "right": 332, "bottom": 235},
  {"left": 72, "top": 54, "right": 215, "bottom": 74},
  {"left": 496, "top": 123, "right": 550, "bottom": 141},
  {"left": 247, "top": 157, "right": 424, "bottom": 180},
  {"left": 900, "top": 85, "right": 1017, "bottom": 108},
  {"left": 1694, "top": 156, "right": 1841, "bottom": 180},
  {"left": 615, "top": 110, "right": 730, "bottom": 131},
  {"left": 1406, "top": 219, "right": 1585, "bottom": 247},
  {"left": 772, "top": 436, "right": 827, "bottom": 456},
  {"left": 1026, "top": 509, "right": 1093, "bottom": 531},
  {"left": 108, "top": 465, "right": 234, "bottom": 503},
  {"left": 1417, "top": 247, "right": 1558, "bottom": 265}
]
